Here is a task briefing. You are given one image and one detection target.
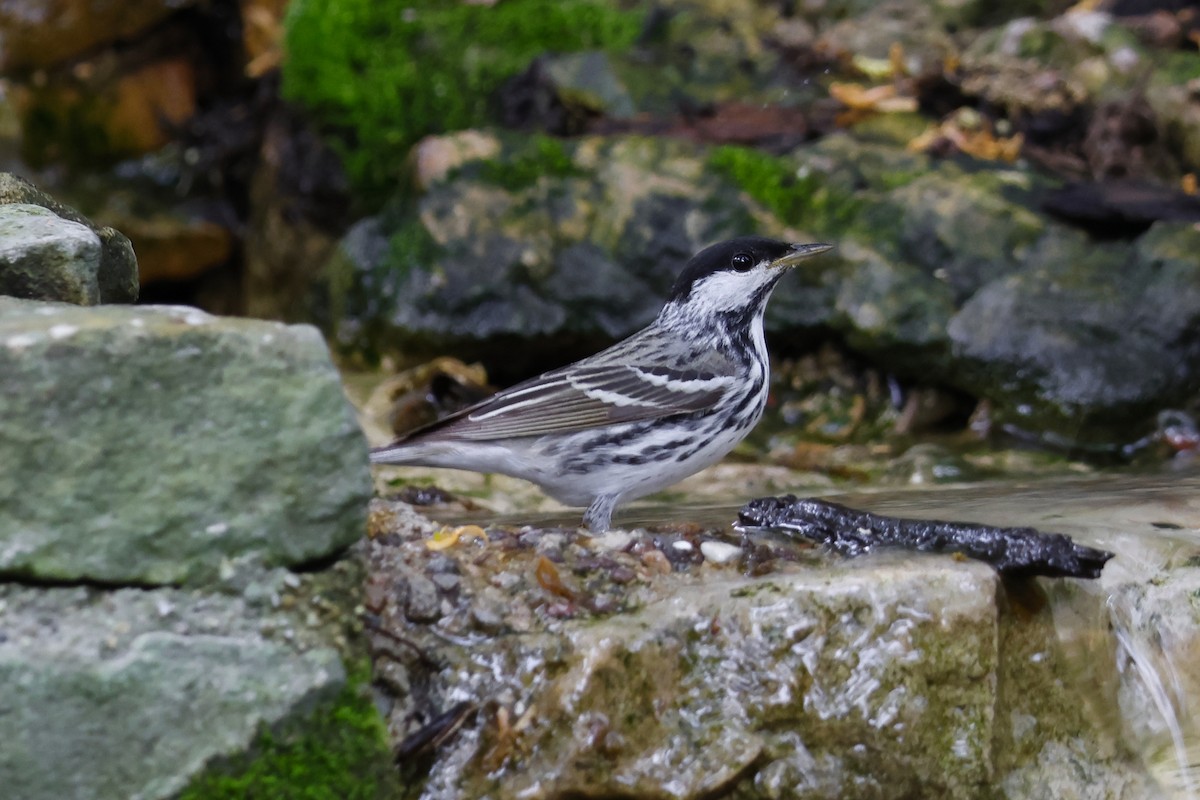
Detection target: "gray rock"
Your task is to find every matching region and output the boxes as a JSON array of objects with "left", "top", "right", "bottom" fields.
[
  {"left": 0, "top": 576, "right": 397, "bottom": 800},
  {"left": 0, "top": 172, "right": 139, "bottom": 303},
  {"left": 430, "top": 571, "right": 460, "bottom": 592},
  {"left": 404, "top": 574, "right": 442, "bottom": 622},
  {"left": 0, "top": 298, "right": 371, "bottom": 584},
  {"left": 891, "top": 170, "right": 1045, "bottom": 302},
  {"left": 539, "top": 51, "right": 636, "bottom": 118},
  {"left": 956, "top": 13, "right": 1142, "bottom": 116},
  {"left": 828, "top": 240, "right": 957, "bottom": 355},
  {"left": 577, "top": 0, "right": 798, "bottom": 117},
  {"left": 0, "top": 204, "right": 102, "bottom": 304},
  {"left": 818, "top": 0, "right": 956, "bottom": 75},
  {"left": 947, "top": 223, "right": 1200, "bottom": 439},
  {"left": 1108, "top": 566, "right": 1200, "bottom": 776},
  {"left": 766, "top": 139, "right": 1200, "bottom": 444}
]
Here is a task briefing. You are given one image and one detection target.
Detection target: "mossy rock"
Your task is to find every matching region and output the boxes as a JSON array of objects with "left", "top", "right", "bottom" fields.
[
  {"left": 322, "top": 133, "right": 804, "bottom": 376},
  {"left": 179, "top": 661, "right": 401, "bottom": 800},
  {"left": 706, "top": 144, "right": 864, "bottom": 238},
  {"left": 0, "top": 564, "right": 400, "bottom": 800}
]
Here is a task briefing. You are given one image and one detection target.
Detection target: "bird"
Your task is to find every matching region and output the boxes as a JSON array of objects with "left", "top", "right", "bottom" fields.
[{"left": 370, "top": 236, "right": 832, "bottom": 532}]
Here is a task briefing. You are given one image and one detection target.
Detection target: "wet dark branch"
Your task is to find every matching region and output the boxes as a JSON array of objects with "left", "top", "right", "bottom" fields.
[{"left": 736, "top": 496, "right": 1114, "bottom": 579}]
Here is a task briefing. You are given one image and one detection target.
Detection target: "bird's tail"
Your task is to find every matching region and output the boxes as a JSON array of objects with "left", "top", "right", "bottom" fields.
[
  {"left": 369, "top": 438, "right": 502, "bottom": 475},
  {"left": 369, "top": 440, "right": 431, "bottom": 465}
]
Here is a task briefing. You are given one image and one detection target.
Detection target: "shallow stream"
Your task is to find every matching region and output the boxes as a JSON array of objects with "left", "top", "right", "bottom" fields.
[{"left": 430, "top": 469, "right": 1200, "bottom": 798}]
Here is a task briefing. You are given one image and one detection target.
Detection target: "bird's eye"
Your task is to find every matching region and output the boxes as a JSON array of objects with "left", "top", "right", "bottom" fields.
[{"left": 731, "top": 253, "right": 754, "bottom": 272}]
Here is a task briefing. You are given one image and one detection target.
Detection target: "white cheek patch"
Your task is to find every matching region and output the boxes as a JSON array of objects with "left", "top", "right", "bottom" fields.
[{"left": 685, "top": 266, "right": 775, "bottom": 314}]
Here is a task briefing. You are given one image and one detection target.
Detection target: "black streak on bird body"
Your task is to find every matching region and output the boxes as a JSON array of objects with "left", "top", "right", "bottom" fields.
[{"left": 737, "top": 496, "right": 1114, "bottom": 579}]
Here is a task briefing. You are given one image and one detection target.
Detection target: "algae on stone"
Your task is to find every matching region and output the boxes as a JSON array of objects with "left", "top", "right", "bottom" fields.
[{"left": 178, "top": 659, "right": 401, "bottom": 800}]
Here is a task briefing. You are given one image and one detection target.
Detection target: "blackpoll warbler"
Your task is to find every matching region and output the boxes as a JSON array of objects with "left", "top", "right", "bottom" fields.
[{"left": 370, "top": 236, "right": 832, "bottom": 531}]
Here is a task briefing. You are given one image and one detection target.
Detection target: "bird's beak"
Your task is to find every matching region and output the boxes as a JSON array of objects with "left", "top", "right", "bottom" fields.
[{"left": 772, "top": 242, "right": 833, "bottom": 268}]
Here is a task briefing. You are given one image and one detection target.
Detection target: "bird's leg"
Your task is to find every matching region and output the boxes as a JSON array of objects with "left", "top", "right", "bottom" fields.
[{"left": 584, "top": 495, "right": 617, "bottom": 533}]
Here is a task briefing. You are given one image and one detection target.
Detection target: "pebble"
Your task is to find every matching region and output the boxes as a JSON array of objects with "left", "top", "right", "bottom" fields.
[
  {"left": 468, "top": 585, "right": 506, "bottom": 633},
  {"left": 471, "top": 604, "right": 505, "bottom": 633},
  {"left": 431, "top": 572, "right": 460, "bottom": 592},
  {"left": 699, "top": 540, "right": 742, "bottom": 565},
  {"left": 590, "top": 530, "right": 635, "bottom": 551},
  {"left": 404, "top": 574, "right": 441, "bottom": 622},
  {"left": 426, "top": 554, "right": 459, "bottom": 574},
  {"left": 490, "top": 571, "right": 521, "bottom": 591}
]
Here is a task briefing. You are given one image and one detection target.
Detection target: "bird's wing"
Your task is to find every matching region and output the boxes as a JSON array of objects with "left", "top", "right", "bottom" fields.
[{"left": 402, "top": 351, "right": 737, "bottom": 443}]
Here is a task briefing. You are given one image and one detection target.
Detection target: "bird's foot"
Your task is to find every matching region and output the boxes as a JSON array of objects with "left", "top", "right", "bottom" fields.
[{"left": 584, "top": 495, "right": 617, "bottom": 533}]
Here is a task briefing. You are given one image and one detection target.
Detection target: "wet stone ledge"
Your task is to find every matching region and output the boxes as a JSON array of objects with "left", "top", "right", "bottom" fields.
[{"left": 365, "top": 498, "right": 1158, "bottom": 800}]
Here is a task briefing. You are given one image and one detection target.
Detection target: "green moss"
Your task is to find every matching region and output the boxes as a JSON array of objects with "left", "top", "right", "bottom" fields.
[
  {"left": 386, "top": 211, "right": 442, "bottom": 279},
  {"left": 1151, "top": 50, "right": 1200, "bottom": 87},
  {"left": 707, "top": 145, "right": 863, "bottom": 236},
  {"left": 321, "top": 202, "right": 443, "bottom": 362},
  {"left": 476, "top": 135, "right": 583, "bottom": 191},
  {"left": 283, "top": 0, "right": 644, "bottom": 207},
  {"left": 178, "top": 660, "right": 400, "bottom": 800}
]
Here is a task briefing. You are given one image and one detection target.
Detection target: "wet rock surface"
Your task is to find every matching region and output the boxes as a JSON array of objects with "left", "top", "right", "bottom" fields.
[
  {"left": 366, "top": 500, "right": 1000, "bottom": 799},
  {"left": 1108, "top": 564, "right": 1200, "bottom": 794},
  {"left": 0, "top": 297, "right": 370, "bottom": 584},
  {"left": 363, "top": 474, "right": 1197, "bottom": 800}
]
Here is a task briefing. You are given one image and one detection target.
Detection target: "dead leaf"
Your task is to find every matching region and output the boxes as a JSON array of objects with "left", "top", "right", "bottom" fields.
[
  {"left": 534, "top": 555, "right": 577, "bottom": 600},
  {"left": 425, "top": 525, "right": 489, "bottom": 551}
]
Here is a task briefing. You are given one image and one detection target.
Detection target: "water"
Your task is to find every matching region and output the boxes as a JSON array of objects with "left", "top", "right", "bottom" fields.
[{"left": 443, "top": 469, "right": 1200, "bottom": 797}]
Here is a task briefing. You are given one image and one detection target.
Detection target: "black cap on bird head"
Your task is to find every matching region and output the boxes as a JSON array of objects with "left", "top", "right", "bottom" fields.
[{"left": 668, "top": 236, "right": 831, "bottom": 302}]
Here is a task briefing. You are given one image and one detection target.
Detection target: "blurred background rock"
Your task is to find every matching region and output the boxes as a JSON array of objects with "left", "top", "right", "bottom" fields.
[{"left": 3, "top": 0, "right": 1198, "bottom": 455}]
